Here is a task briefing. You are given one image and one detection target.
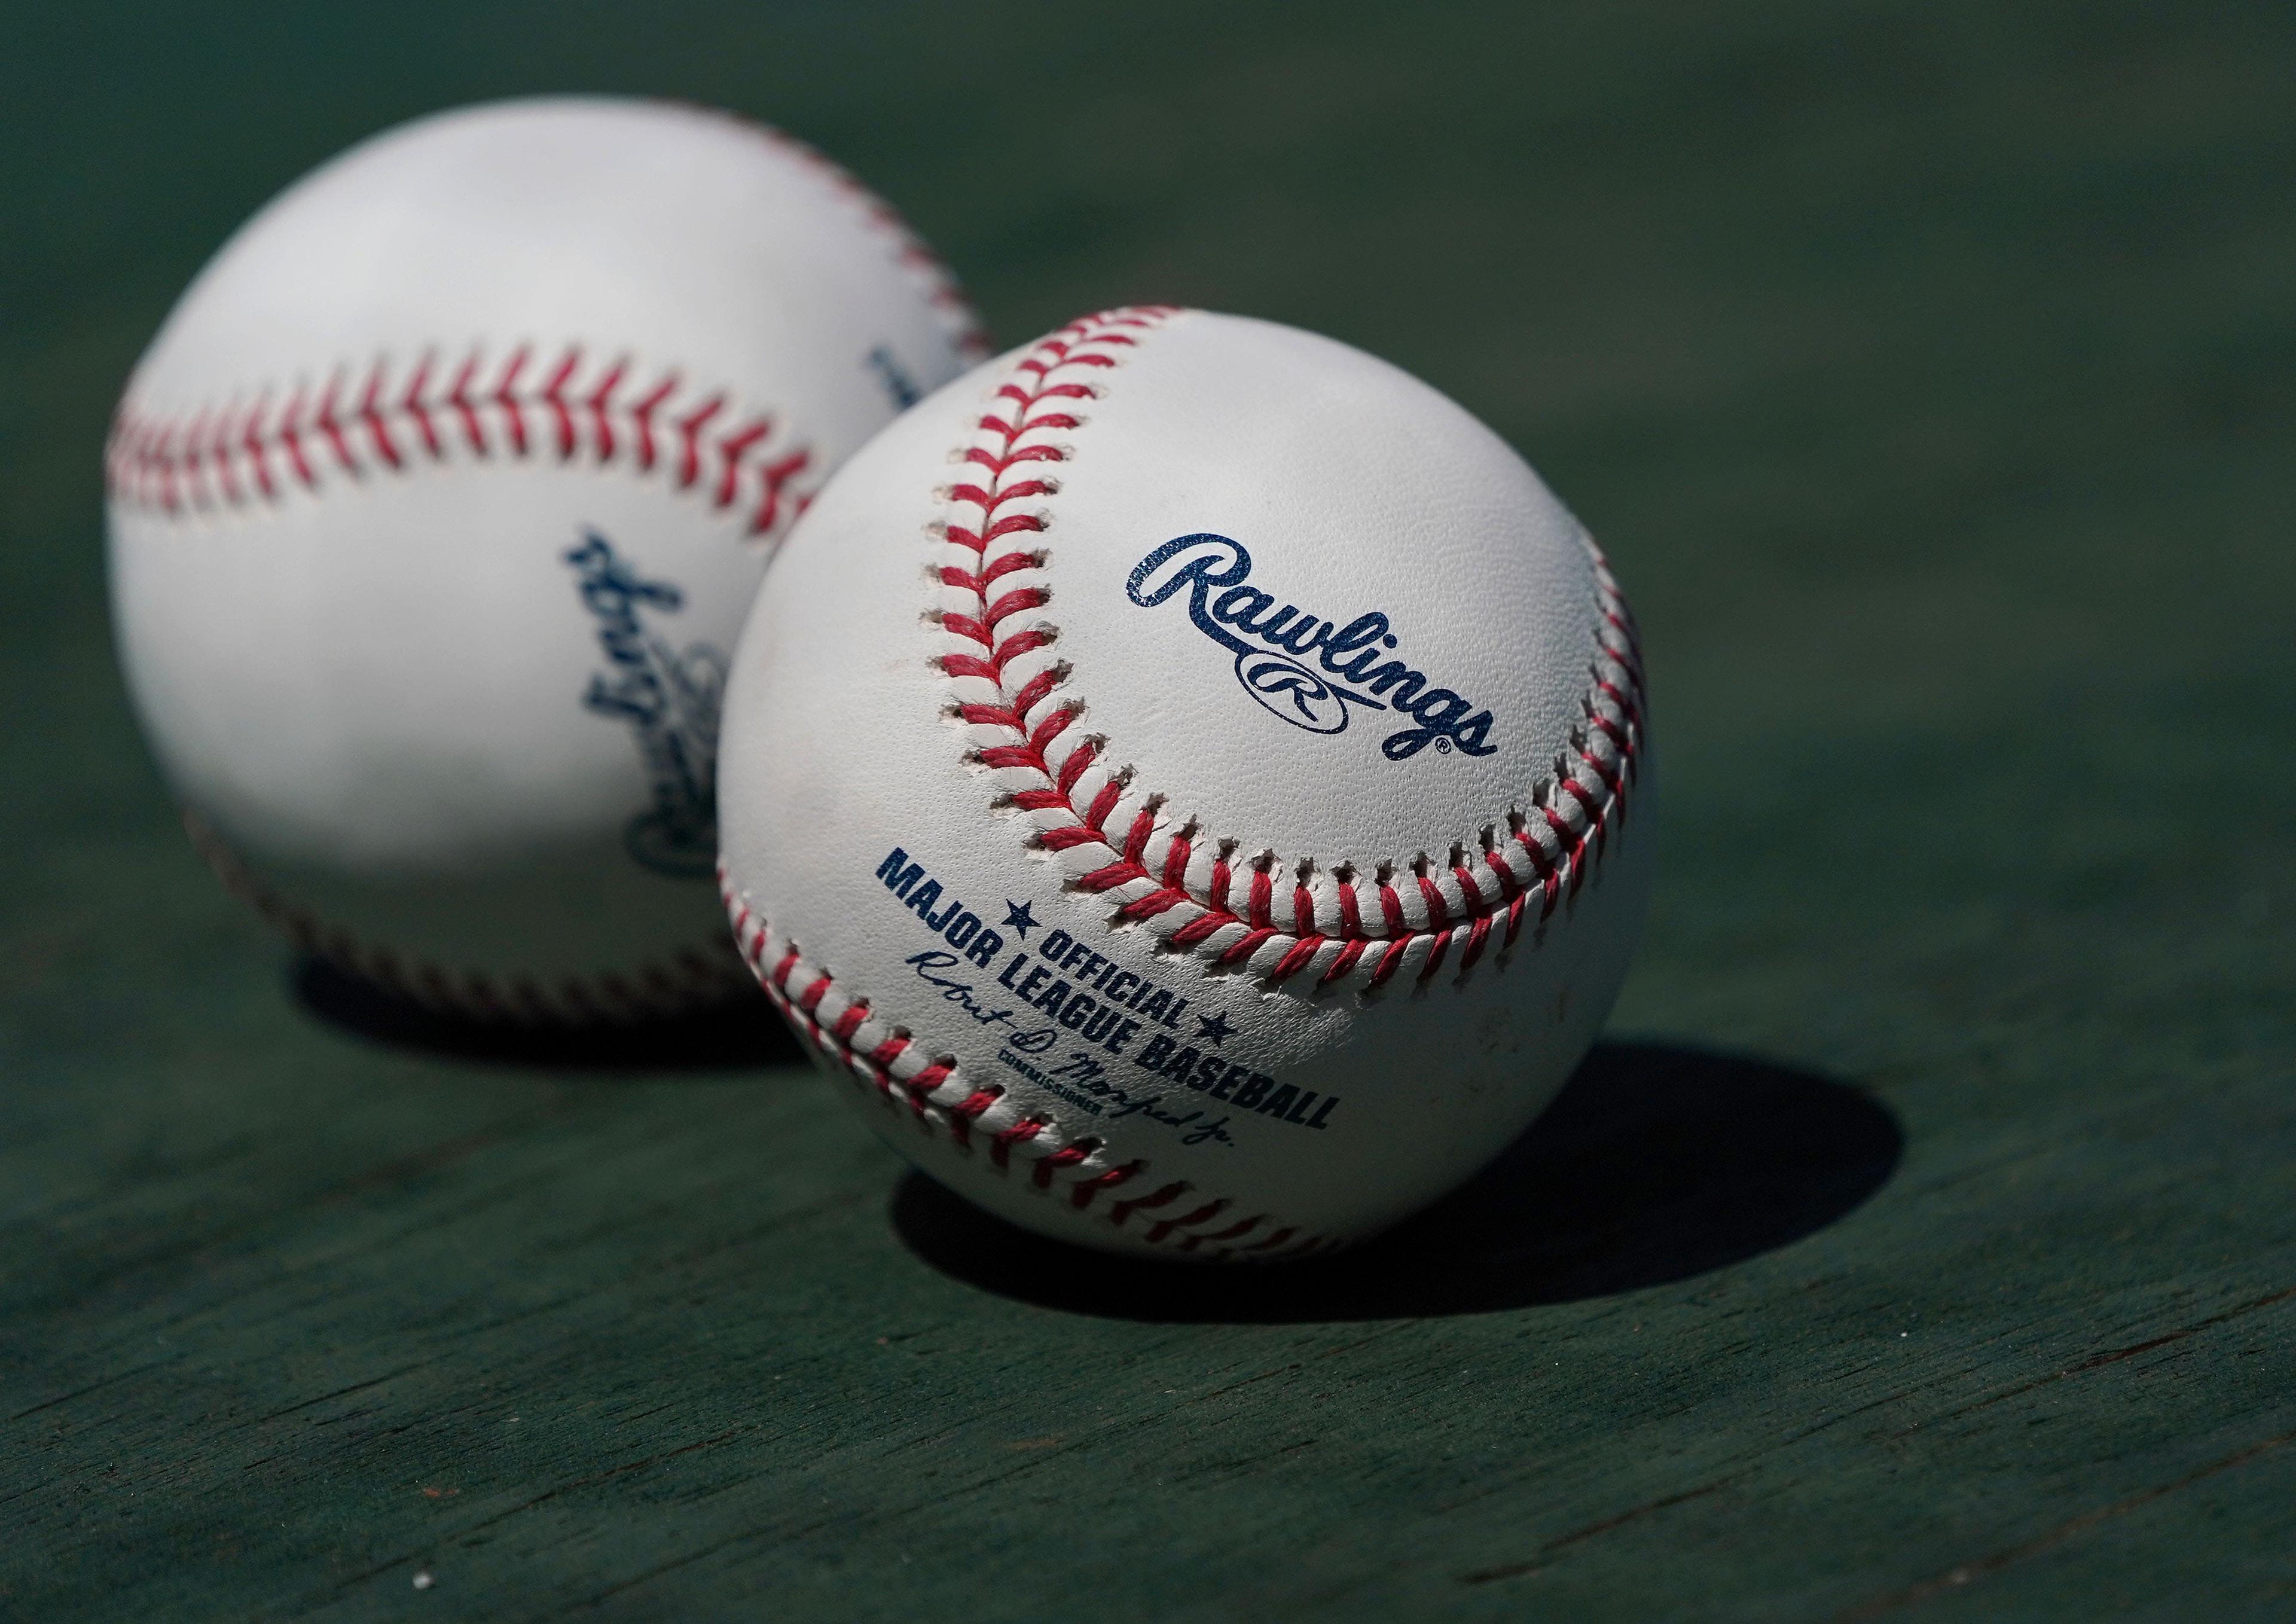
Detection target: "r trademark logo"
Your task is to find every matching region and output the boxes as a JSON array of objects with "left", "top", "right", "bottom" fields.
[{"left": 1125, "top": 533, "right": 1497, "bottom": 760}]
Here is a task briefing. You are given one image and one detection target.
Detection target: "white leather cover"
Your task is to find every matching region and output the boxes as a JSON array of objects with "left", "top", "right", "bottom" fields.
[
  {"left": 718, "top": 307, "right": 1653, "bottom": 1258},
  {"left": 107, "top": 97, "right": 982, "bottom": 1018}
]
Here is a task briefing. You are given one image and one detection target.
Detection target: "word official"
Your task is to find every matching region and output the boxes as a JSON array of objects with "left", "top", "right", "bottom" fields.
[{"left": 1002, "top": 924, "right": 1341, "bottom": 1132}]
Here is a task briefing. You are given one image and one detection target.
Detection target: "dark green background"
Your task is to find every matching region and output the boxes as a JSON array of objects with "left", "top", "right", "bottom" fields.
[{"left": 4, "top": 2, "right": 2291, "bottom": 1617}]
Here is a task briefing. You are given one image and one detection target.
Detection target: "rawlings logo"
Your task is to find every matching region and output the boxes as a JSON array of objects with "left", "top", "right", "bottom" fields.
[
  {"left": 566, "top": 531, "right": 726, "bottom": 878},
  {"left": 1125, "top": 533, "right": 1497, "bottom": 759}
]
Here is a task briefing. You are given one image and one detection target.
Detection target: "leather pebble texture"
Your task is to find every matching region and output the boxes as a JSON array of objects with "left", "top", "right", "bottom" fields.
[
  {"left": 717, "top": 306, "right": 1655, "bottom": 1259},
  {"left": 107, "top": 96, "right": 986, "bottom": 1022}
]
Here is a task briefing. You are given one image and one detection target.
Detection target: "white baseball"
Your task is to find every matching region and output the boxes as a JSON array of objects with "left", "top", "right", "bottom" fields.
[
  {"left": 717, "top": 307, "right": 1653, "bottom": 1259},
  {"left": 107, "top": 97, "right": 984, "bottom": 1021}
]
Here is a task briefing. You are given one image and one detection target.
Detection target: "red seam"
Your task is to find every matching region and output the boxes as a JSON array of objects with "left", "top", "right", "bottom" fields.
[
  {"left": 107, "top": 346, "right": 819, "bottom": 547},
  {"left": 926, "top": 302, "right": 1646, "bottom": 998},
  {"left": 493, "top": 346, "right": 531, "bottom": 457},
  {"left": 718, "top": 866, "right": 1320, "bottom": 1263},
  {"left": 541, "top": 346, "right": 581, "bottom": 459},
  {"left": 315, "top": 372, "right": 354, "bottom": 474}
]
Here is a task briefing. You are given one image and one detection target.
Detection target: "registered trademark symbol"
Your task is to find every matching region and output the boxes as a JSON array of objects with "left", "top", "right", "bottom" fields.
[{"left": 1436, "top": 737, "right": 1453, "bottom": 753}]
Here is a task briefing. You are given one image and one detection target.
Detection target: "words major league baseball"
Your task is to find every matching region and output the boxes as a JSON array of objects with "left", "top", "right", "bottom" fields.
[{"left": 718, "top": 307, "right": 1654, "bottom": 1260}]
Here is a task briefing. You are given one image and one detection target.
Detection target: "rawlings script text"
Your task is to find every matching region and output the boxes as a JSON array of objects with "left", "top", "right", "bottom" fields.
[{"left": 1125, "top": 533, "right": 1497, "bottom": 759}]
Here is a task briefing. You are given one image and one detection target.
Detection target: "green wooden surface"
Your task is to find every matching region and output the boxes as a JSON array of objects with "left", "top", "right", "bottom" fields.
[{"left": 5, "top": 2, "right": 2293, "bottom": 1617}]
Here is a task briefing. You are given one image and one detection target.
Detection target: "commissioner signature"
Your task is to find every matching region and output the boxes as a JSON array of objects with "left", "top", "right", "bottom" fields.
[{"left": 906, "top": 951, "right": 1056, "bottom": 1052}]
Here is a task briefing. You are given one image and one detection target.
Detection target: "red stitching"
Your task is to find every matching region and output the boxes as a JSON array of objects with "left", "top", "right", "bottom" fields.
[
  {"left": 935, "top": 307, "right": 1648, "bottom": 994},
  {"left": 720, "top": 864, "right": 1329, "bottom": 1263},
  {"left": 359, "top": 361, "right": 402, "bottom": 469},
  {"left": 315, "top": 372, "right": 354, "bottom": 474},
  {"left": 185, "top": 813, "right": 751, "bottom": 1024},
  {"left": 541, "top": 347, "right": 582, "bottom": 459},
  {"left": 493, "top": 346, "right": 530, "bottom": 456},
  {"left": 402, "top": 355, "right": 441, "bottom": 459},
  {"left": 445, "top": 354, "right": 485, "bottom": 455},
  {"left": 106, "top": 344, "right": 821, "bottom": 543}
]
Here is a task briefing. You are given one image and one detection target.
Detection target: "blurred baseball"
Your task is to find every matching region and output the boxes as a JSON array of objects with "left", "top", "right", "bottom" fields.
[
  {"left": 107, "top": 96, "right": 984, "bottom": 1021},
  {"left": 717, "top": 307, "right": 1653, "bottom": 1259}
]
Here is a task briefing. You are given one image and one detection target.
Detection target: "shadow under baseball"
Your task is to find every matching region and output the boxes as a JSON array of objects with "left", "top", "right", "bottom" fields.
[
  {"left": 891, "top": 1040, "right": 1903, "bottom": 1321},
  {"left": 291, "top": 956, "right": 803, "bottom": 1071}
]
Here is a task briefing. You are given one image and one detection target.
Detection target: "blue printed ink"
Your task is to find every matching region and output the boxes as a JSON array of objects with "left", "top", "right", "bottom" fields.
[
  {"left": 865, "top": 344, "right": 920, "bottom": 410},
  {"left": 1125, "top": 533, "right": 1496, "bottom": 759},
  {"left": 565, "top": 530, "right": 726, "bottom": 878}
]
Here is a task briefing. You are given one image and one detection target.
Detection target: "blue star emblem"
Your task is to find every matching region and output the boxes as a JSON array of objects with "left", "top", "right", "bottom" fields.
[
  {"left": 1002, "top": 899, "right": 1038, "bottom": 939},
  {"left": 1195, "top": 1010, "right": 1235, "bottom": 1046}
]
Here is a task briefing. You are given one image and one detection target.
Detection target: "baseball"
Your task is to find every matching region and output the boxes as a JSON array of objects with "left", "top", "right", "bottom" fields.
[
  {"left": 717, "top": 306, "right": 1653, "bottom": 1259},
  {"left": 106, "top": 97, "right": 984, "bottom": 1021}
]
